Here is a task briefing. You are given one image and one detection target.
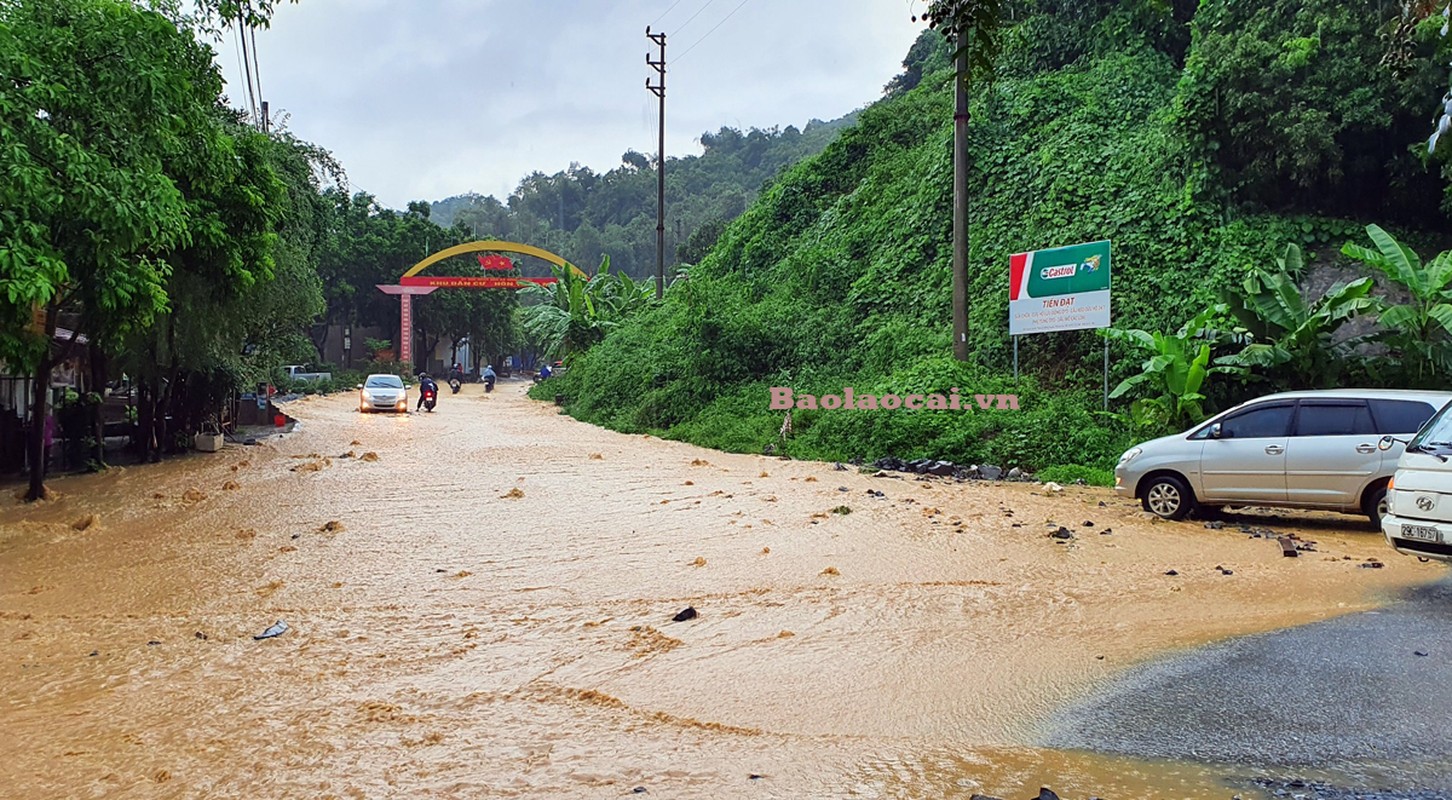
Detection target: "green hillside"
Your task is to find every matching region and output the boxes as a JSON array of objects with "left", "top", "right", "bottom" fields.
[{"left": 535, "top": 0, "right": 1452, "bottom": 476}]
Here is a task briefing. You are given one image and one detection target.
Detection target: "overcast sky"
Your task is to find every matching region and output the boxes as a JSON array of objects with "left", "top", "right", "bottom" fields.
[{"left": 210, "top": 0, "right": 927, "bottom": 209}]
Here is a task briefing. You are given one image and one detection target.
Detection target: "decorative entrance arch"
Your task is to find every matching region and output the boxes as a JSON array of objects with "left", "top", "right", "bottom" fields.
[{"left": 376, "top": 240, "right": 588, "bottom": 366}]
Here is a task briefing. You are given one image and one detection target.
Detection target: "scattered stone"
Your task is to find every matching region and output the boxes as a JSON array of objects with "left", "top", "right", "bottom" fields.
[
  {"left": 1360, "top": 561, "right": 1384, "bottom": 569},
  {"left": 672, "top": 607, "right": 697, "bottom": 622},
  {"left": 1082, "top": 520, "right": 1094, "bottom": 527},
  {"left": 318, "top": 520, "right": 345, "bottom": 533},
  {"left": 182, "top": 488, "right": 207, "bottom": 503},
  {"left": 927, "top": 461, "right": 955, "bottom": 477},
  {"left": 1008, "top": 467, "right": 1023, "bottom": 480},
  {"left": 1098, "top": 501, "right": 1107, "bottom": 507},
  {"left": 435, "top": 568, "right": 447, "bottom": 573},
  {"left": 290, "top": 533, "right": 300, "bottom": 540},
  {"left": 633, "top": 788, "right": 647, "bottom": 794},
  {"left": 1037, "top": 789, "right": 1062, "bottom": 800},
  {"left": 691, "top": 556, "right": 707, "bottom": 567},
  {"left": 761, "top": 547, "right": 770, "bottom": 554},
  {"left": 749, "top": 773, "right": 764, "bottom": 780},
  {"left": 979, "top": 464, "right": 1003, "bottom": 481},
  {"left": 72, "top": 514, "right": 99, "bottom": 531},
  {"left": 147, "top": 640, "right": 161, "bottom": 646},
  {"left": 969, "top": 795, "right": 1005, "bottom": 800},
  {"left": 1415, "top": 650, "right": 1429, "bottom": 657},
  {"left": 1216, "top": 565, "right": 1234, "bottom": 575},
  {"left": 1049, "top": 527, "right": 1074, "bottom": 540},
  {"left": 1204, "top": 520, "right": 1225, "bottom": 529},
  {"left": 195, "top": 632, "right": 208, "bottom": 640},
  {"left": 359, "top": 452, "right": 379, "bottom": 462},
  {"left": 820, "top": 566, "right": 840, "bottom": 576},
  {"left": 1042, "top": 482, "right": 1063, "bottom": 493},
  {"left": 1100, "top": 528, "right": 1113, "bottom": 535},
  {"left": 833, "top": 462, "right": 848, "bottom": 471},
  {"left": 589, "top": 453, "right": 603, "bottom": 460},
  {"left": 500, "top": 487, "right": 525, "bottom": 499},
  {"left": 350, "top": 439, "right": 362, "bottom": 446},
  {"left": 838, "top": 486, "right": 849, "bottom": 492},
  {"left": 1011, "top": 523, "right": 1022, "bottom": 528},
  {"left": 1165, "top": 569, "right": 1179, "bottom": 576},
  {"left": 89, "top": 651, "right": 98, "bottom": 657}
]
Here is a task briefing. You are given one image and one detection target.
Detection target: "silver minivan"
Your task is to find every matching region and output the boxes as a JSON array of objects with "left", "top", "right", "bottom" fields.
[
  {"left": 1381, "top": 398, "right": 1452, "bottom": 562},
  {"left": 1114, "top": 390, "right": 1452, "bottom": 526}
]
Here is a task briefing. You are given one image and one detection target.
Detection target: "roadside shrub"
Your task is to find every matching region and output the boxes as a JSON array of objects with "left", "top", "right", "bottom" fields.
[{"left": 1036, "top": 464, "right": 1115, "bottom": 487}]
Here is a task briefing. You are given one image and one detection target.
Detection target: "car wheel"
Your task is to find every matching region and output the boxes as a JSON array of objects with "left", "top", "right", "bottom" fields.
[
  {"left": 1141, "top": 474, "right": 1193, "bottom": 521},
  {"left": 1366, "top": 485, "right": 1389, "bottom": 530}
]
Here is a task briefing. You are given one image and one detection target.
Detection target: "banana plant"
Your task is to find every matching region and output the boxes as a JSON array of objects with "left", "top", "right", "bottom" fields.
[
  {"left": 1101, "top": 304, "right": 1246, "bottom": 432},
  {"left": 1342, "top": 224, "right": 1452, "bottom": 387},
  {"left": 1217, "top": 244, "right": 1375, "bottom": 390},
  {"left": 518, "top": 255, "right": 656, "bottom": 360}
]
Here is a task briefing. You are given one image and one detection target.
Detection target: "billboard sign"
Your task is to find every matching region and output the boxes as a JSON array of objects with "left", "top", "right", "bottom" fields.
[{"left": 1008, "top": 239, "right": 1111, "bottom": 335}]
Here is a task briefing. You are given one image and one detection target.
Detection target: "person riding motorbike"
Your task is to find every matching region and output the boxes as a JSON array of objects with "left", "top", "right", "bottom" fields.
[
  {"left": 482, "top": 364, "right": 497, "bottom": 393},
  {"left": 447, "top": 363, "right": 463, "bottom": 394},
  {"left": 533, "top": 363, "right": 552, "bottom": 383},
  {"left": 416, "top": 372, "right": 439, "bottom": 411}
]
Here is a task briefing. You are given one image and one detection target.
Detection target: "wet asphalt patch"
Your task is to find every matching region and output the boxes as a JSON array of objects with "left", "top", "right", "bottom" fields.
[{"left": 1040, "top": 577, "right": 1452, "bottom": 799}]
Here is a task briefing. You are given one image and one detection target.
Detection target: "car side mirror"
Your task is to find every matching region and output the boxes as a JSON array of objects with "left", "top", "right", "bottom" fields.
[
  {"left": 1379, "top": 435, "right": 1402, "bottom": 451},
  {"left": 1208, "top": 423, "right": 1222, "bottom": 439}
]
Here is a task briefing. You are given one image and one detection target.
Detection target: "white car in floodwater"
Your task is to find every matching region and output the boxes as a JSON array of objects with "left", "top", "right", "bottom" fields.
[
  {"left": 357, "top": 374, "right": 408, "bottom": 413},
  {"left": 1381, "top": 398, "right": 1452, "bottom": 563}
]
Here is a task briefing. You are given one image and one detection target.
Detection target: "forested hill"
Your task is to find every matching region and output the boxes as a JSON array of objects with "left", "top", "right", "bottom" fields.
[
  {"left": 428, "top": 115, "right": 857, "bottom": 278},
  {"left": 538, "top": 0, "right": 1452, "bottom": 477}
]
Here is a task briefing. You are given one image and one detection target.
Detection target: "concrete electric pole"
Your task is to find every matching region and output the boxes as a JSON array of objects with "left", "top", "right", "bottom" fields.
[
  {"left": 951, "top": 29, "right": 970, "bottom": 361},
  {"left": 647, "top": 27, "right": 667, "bottom": 300}
]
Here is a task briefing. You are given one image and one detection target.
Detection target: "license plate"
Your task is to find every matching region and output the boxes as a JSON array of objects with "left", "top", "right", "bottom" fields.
[{"left": 1403, "top": 524, "right": 1442, "bottom": 543}]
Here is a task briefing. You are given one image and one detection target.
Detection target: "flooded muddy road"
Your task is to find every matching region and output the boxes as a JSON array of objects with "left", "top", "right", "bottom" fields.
[{"left": 2, "top": 381, "right": 1444, "bottom": 798}]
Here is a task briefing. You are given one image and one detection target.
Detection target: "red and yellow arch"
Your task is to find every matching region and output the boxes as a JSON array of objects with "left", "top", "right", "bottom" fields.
[{"left": 399, "top": 240, "right": 589, "bottom": 289}]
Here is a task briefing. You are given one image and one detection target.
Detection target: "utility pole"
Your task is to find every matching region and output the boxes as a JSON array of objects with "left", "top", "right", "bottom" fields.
[
  {"left": 951, "top": 29, "right": 970, "bottom": 361},
  {"left": 646, "top": 26, "right": 667, "bottom": 299}
]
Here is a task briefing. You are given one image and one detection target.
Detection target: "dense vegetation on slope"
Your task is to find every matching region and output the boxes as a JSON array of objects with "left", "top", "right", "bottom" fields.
[
  {"left": 536, "top": 0, "right": 1452, "bottom": 476},
  {"left": 428, "top": 117, "right": 856, "bottom": 280}
]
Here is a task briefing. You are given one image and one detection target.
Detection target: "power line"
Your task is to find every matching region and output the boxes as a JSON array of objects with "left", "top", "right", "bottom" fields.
[
  {"left": 650, "top": 0, "right": 686, "bottom": 26},
  {"left": 676, "top": 0, "right": 752, "bottom": 63},
  {"left": 671, "top": 0, "right": 717, "bottom": 36}
]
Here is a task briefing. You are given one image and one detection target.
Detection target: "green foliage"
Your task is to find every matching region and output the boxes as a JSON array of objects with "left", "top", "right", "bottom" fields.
[
  {"left": 1342, "top": 224, "right": 1452, "bottom": 386},
  {"left": 1036, "top": 464, "right": 1115, "bottom": 487},
  {"left": 1173, "top": 0, "right": 1449, "bottom": 221},
  {"left": 1101, "top": 304, "right": 1246, "bottom": 432},
  {"left": 518, "top": 256, "right": 655, "bottom": 360},
  {"left": 1217, "top": 244, "right": 1376, "bottom": 390}
]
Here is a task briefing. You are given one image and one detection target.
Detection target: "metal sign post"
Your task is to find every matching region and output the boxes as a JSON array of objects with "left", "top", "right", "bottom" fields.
[
  {"left": 1013, "top": 336, "right": 1019, "bottom": 383},
  {"left": 1007, "top": 240, "right": 1112, "bottom": 400}
]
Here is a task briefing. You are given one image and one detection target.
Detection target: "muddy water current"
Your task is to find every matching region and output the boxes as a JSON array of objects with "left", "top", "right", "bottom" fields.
[{"left": 1, "top": 382, "right": 1443, "bottom": 798}]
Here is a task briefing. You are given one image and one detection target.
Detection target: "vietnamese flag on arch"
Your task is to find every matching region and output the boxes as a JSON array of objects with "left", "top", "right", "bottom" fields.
[{"left": 478, "top": 255, "right": 515, "bottom": 272}]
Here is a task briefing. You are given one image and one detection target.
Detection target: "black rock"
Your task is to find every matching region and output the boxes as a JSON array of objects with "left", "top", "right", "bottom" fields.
[
  {"left": 1098, "top": 501, "right": 1107, "bottom": 507},
  {"left": 672, "top": 606, "right": 698, "bottom": 622},
  {"left": 969, "top": 795, "right": 1006, "bottom": 800},
  {"left": 147, "top": 640, "right": 161, "bottom": 646},
  {"left": 927, "top": 460, "right": 956, "bottom": 477},
  {"left": 291, "top": 533, "right": 301, "bottom": 539},
  {"left": 1050, "top": 527, "right": 1074, "bottom": 540},
  {"left": 834, "top": 462, "right": 848, "bottom": 471},
  {"left": 1165, "top": 569, "right": 1179, "bottom": 576},
  {"left": 1360, "top": 561, "right": 1385, "bottom": 569},
  {"left": 1415, "top": 650, "right": 1429, "bottom": 657},
  {"left": 979, "top": 464, "right": 1003, "bottom": 481},
  {"left": 1218, "top": 566, "right": 1234, "bottom": 575},
  {"left": 633, "top": 788, "right": 647, "bottom": 794},
  {"left": 194, "top": 632, "right": 207, "bottom": 640},
  {"left": 748, "top": 774, "right": 763, "bottom": 780},
  {"left": 1204, "top": 520, "right": 1225, "bottom": 529},
  {"left": 1037, "top": 789, "right": 1062, "bottom": 800},
  {"left": 1082, "top": 520, "right": 1094, "bottom": 527},
  {"left": 838, "top": 486, "right": 849, "bottom": 492},
  {"left": 1100, "top": 527, "right": 1113, "bottom": 535},
  {"left": 1011, "top": 523, "right": 1022, "bottom": 528},
  {"left": 88, "top": 650, "right": 98, "bottom": 657}
]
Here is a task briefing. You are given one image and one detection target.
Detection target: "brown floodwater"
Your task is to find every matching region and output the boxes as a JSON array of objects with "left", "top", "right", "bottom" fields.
[{"left": 1, "top": 381, "right": 1443, "bottom": 798}]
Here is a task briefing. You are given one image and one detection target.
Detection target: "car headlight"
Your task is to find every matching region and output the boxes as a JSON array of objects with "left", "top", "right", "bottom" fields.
[{"left": 1117, "top": 447, "right": 1142, "bottom": 466}]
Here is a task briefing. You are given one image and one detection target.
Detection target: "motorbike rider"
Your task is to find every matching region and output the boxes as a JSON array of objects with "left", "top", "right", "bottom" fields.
[
  {"left": 482, "top": 364, "right": 497, "bottom": 392},
  {"left": 416, "top": 372, "right": 439, "bottom": 411},
  {"left": 537, "top": 363, "right": 552, "bottom": 381}
]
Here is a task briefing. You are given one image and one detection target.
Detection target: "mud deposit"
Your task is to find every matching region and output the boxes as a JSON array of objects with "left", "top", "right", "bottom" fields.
[{"left": 1, "top": 381, "right": 1443, "bottom": 798}]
